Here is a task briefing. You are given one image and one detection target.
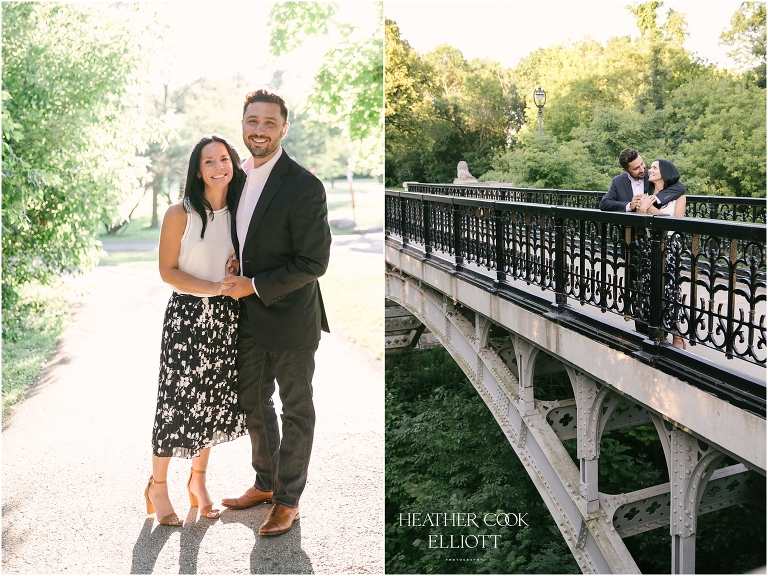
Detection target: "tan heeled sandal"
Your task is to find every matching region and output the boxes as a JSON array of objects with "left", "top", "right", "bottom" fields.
[
  {"left": 187, "top": 469, "right": 220, "bottom": 519},
  {"left": 144, "top": 476, "right": 183, "bottom": 526}
]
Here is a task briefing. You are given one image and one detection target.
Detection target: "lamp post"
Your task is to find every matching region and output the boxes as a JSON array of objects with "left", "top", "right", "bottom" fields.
[{"left": 533, "top": 87, "right": 547, "bottom": 137}]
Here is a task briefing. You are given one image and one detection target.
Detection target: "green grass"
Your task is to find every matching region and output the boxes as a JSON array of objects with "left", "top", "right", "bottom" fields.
[
  {"left": 320, "top": 251, "right": 383, "bottom": 359},
  {"left": 98, "top": 214, "right": 162, "bottom": 244},
  {"left": 2, "top": 283, "right": 70, "bottom": 419},
  {"left": 98, "top": 249, "right": 158, "bottom": 267},
  {"left": 325, "top": 177, "right": 384, "bottom": 235}
]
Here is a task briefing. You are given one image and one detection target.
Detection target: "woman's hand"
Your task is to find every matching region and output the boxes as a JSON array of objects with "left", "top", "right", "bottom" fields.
[
  {"left": 218, "top": 276, "right": 237, "bottom": 298},
  {"left": 636, "top": 195, "right": 656, "bottom": 214},
  {"left": 225, "top": 255, "right": 239, "bottom": 276},
  {"left": 221, "top": 275, "right": 256, "bottom": 300}
]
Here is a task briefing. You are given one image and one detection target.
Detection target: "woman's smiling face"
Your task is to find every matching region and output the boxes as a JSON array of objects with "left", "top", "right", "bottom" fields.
[
  {"left": 198, "top": 141, "right": 233, "bottom": 191},
  {"left": 647, "top": 160, "right": 662, "bottom": 184}
]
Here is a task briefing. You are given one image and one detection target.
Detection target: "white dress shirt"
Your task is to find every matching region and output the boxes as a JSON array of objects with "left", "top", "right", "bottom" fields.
[
  {"left": 626, "top": 173, "right": 645, "bottom": 211},
  {"left": 237, "top": 147, "right": 283, "bottom": 293}
]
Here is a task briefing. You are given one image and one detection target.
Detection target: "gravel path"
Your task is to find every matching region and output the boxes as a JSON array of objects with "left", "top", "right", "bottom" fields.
[{"left": 2, "top": 264, "right": 384, "bottom": 574}]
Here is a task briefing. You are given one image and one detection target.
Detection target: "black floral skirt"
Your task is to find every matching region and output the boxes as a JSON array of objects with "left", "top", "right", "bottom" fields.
[{"left": 152, "top": 294, "right": 247, "bottom": 458}]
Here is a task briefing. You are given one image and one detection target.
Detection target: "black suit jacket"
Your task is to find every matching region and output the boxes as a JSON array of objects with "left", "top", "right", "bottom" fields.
[
  {"left": 231, "top": 150, "right": 331, "bottom": 351},
  {"left": 599, "top": 172, "right": 685, "bottom": 212}
]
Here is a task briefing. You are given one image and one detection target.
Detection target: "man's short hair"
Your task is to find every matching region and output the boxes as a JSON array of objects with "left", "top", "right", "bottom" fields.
[
  {"left": 618, "top": 148, "right": 640, "bottom": 171},
  {"left": 243, "top": 89, "right": 288, "bottom": 124}
]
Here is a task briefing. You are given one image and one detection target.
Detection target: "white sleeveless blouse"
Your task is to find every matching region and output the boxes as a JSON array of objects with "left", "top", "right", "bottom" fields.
[
  {"left": 176, "top": 205, "right": 235, "bottom": 297},
  {"left": 658, "top": 199, "right": 676, "bottom": 216}
]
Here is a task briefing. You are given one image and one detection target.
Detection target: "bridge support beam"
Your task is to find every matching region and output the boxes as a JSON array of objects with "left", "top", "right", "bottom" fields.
[
  {"left": 386, "top": 270, "right": 641, "bottom": 573},
  {"left": 567, "top": 368, "right": 624, "bottom": 514},
  {"left": 651, "top": 415, "right": 726, "bottom": 574},
  {"left": 513, "top": 336, "right": 538, "bottom": 415}
]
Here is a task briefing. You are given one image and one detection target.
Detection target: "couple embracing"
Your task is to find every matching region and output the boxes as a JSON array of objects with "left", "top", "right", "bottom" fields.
[
  {"left": 600, "top": 147, "right": 687, "bottom": 349},
  {"left": 144, "top": 89, "right": 331, "bottom": 536}
]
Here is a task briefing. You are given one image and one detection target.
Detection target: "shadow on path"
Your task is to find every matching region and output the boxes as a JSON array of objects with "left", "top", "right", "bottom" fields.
[
  {"left": 131, "top": 518, "right": 182, "bottom": 574},
  {"left": 218, "top": 506, "right": 314, "bottom": 574},
  {"left": 130, "top": 505, "right": 313, "bottom": 574}
]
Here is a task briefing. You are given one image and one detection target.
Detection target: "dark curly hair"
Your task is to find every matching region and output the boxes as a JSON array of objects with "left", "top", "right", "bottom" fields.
[
  {"left": 242, "top": 89, "right": 288, "bottom": 123},
  {"left": 618, "top": 148, "right": 640, "bottom": 171},
  {"left": 182, "top": 135, "right": 246, "bottom": 239}
]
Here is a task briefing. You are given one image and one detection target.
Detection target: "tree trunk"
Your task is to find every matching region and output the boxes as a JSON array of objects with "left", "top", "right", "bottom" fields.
[{"left": 151, "top": 178, "right": 160, "bottom": 228}]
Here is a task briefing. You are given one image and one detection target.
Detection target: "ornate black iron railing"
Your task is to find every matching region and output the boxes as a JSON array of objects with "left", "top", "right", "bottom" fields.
[
  {"left": 403, "top": 182, "right": 767, "bottom": 224},
  {"left": 386, "top": 189, "right": 767, "bottom": 367}
]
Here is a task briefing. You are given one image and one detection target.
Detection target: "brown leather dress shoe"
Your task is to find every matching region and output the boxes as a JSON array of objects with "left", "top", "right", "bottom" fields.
[
  {"left": 259, "top": 504, "right": 300, "bottom": 536},
  {"left": 221, "top": 486, "right": 273, "bottom": 510}
]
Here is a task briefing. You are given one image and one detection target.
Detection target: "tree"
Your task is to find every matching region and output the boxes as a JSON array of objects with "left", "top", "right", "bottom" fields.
[
  {"left": 267, "top": 2, "right": 383, "bottom": 176},
  {"left": 663, "top": 72, "right": 766, "bottom": 197},
  {"left": 424, "top": 48, "right": 525, "bottom": 182},
  {"left": 282, "top": 109, "right": 350, "bottom": 181},
  {"left": 386, "top": 347, "right": 580, "bottom": 574},
  {"left": 720, "top": 1, "right": 767, "bottom": 87},
  {"left": 384, "top": 19, "right": 436, "bottom": 186},
  {"left": 2, "top": 3, "right": 161, "bottom": 302},
  {"left": 568, "top": 105, "right": 667, "bottom": 179},
  {"left": 483, "top": 133, "right": 609, "bottom": 190},
  {"left": 628, "top": 1, "right": 695, "bottom": 110},
  {"left": 134, "top": 75, "right": 257, "bottom": 232},
  {"left": 385, "top": 21, "right": 524, "bottom": 187},
  {"left": 480, "top": 2, "right": 765, "bottom": 197}
]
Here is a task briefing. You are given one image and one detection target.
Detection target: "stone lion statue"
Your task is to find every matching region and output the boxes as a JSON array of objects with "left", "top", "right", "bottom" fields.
[{"left": 454, "top": 161, "right": 478, "bottom": 184}]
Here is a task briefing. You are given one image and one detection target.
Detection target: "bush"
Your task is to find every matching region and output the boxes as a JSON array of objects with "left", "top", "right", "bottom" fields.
[{"left": 2, "top": 283, "right": 69, "bottom": 418}]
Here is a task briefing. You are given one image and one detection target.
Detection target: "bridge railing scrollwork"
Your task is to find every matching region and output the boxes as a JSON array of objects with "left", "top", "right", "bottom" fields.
[
  {"left": 385, "top": 189, "right": 767, "bottom": 366},
  {"left": 404, "top": 182, "right": 767, "bottom": 224}
]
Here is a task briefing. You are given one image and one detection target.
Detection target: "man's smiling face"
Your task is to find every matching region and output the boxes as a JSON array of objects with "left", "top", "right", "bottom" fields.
[
  {"left": 242, "top": 101, "right": 289, "bottom": 162},
  {"left": 624, "top": 155, "right": 646, "bottom": 179}
]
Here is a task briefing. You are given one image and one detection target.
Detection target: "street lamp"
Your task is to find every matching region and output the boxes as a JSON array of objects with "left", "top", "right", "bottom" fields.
[{"left": 533, "top": 87, "right": 547, "bottom": 137}]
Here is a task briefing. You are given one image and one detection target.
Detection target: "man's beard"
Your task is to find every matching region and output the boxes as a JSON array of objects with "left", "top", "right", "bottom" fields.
[{"left": 245, "top": 135, "right": 280, "bottom": 159}]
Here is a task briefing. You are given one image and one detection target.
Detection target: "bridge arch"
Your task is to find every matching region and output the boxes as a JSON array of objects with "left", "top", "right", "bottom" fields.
[{"left": 385, "top": 266, "right": 765, "bottom": 574}]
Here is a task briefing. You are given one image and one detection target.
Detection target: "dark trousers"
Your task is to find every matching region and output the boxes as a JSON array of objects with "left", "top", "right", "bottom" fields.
[
  {"left": 630, "top": 230, "right": 650, "bottom": 336},
  {"left": 236, "top": 306, "right": 318, "bottom": 508}
]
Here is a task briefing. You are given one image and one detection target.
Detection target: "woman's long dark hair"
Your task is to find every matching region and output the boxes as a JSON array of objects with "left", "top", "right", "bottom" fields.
[
  {"left": 183, "top": 135, "right": 246, "bottom": 239},
  {"left": 655, "top": 158, "right": 681, "bottom": 189}
]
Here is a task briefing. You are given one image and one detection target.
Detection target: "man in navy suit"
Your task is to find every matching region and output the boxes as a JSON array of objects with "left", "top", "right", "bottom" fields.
[
  {"left": 221, "top": 89, "right": 331, "bottom": 536},
  {"left": 600, "top": 148, "right": 684, "bottom": 212}
]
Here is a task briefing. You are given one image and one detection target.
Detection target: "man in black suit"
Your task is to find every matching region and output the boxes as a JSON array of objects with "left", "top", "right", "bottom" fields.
[
  {"left": 599, "top": 148, "right": 684, "bottom": 212},
  {"left": 221, "top": 89, "right": 331, "bottom": 536}
]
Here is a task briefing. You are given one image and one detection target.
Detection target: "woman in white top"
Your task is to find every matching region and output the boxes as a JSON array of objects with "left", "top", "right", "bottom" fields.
[
  {"left": 144, "top": 135, "right": 247, "bottom": 526},
  {"left": 637, "top": 159, "right": 687, "bottom": 349}
]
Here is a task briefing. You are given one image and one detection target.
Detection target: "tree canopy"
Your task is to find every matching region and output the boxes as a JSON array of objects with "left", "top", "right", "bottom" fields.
[
  {"left": 386, "top": 2, "right": 766, "bottom": 198},
  {"left": 720, "top": 1, "right": 767, "bottom": 86},
  {"left": 2, "top": 3, "right": 162, "bottom": 302},
  {"left": 268, "top": 2, "right": 383, "bottom": 176},
  {"left": 385, "top": 19, "right": 524, "bottom": 186}
]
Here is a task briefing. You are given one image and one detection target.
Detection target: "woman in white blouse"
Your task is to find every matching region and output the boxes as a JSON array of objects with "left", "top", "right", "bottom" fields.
[
  {"left": 637, "top": 159, "right": 687, "bottom": 349},
  {"left": 144, "top": 135, "right": 248, "bottom": 525}
]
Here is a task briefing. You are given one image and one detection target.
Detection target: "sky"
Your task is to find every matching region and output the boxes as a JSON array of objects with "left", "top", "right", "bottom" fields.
[
  {"left": 140, "top": 1, "right": 743, "bottom": 102},
  {"left": 385, "top": 1, "right": 743, "bottom": 69},
  {"left": 149, "top": 1, "right": 380, "bottom": 101}
]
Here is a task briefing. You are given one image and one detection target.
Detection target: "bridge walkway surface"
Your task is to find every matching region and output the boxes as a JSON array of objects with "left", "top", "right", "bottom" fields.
[{"left": 2, "top": 240, "right": 383, "bottom": 574}]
